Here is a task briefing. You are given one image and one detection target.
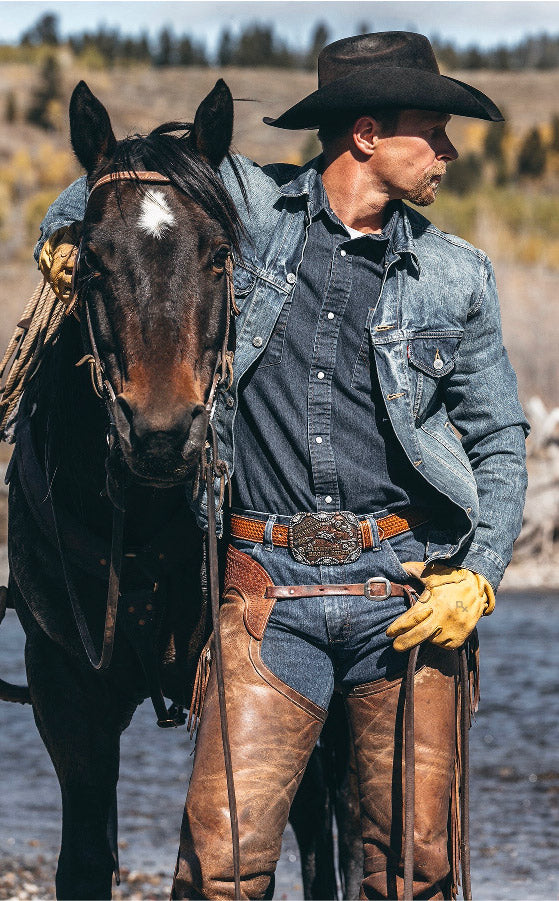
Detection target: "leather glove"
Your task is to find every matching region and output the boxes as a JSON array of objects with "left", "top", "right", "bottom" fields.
[
  {"left": 38, "top": 223, "right": 81, "bottom": 305},
  {"left": 386, "top": 561, "right": 495, "bottom": 651}
]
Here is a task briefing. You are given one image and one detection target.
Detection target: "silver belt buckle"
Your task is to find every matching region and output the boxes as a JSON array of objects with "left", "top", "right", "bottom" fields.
[
  {"left": 288, "top": 510, "right": 362, "bottom": 565},
  {"left": 364, "top": 577, "right": 392, "bottom": 600}
]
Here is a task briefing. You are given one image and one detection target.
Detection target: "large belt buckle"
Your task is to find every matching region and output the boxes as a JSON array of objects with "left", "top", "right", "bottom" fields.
[{"left": 288, "top": 511, "right": 362, "bottom": 566}]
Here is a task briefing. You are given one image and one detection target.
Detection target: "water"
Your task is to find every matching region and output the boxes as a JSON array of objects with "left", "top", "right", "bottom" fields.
[{"left": 1, "top": 594, "right": 558, "bottom": 900}]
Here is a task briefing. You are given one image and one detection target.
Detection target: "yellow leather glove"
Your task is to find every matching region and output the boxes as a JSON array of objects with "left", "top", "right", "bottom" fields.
[
  {"left": 38, "top": 223, "right": 81, "bottom": 305},
  {"left": 386, "top": 562, "right": 495, "bottom": 651}
]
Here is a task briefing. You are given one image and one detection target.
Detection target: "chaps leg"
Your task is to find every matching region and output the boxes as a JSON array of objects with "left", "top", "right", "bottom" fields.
[
  {"left": 345, "top": 647, "right": 458, "bottom": 901},
  {"left": 173, "top": 552, "right": 326, "bottom": 900}
]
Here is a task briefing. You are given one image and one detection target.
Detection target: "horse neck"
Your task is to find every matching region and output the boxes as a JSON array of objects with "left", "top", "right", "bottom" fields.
[{"left": 30, "top": 317, "right": 186, "bottom": 545}]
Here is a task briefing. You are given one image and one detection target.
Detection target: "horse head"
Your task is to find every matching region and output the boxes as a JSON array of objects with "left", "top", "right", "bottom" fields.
[{"left": 69, "top": 79, "right": 240, "bottom": 486}]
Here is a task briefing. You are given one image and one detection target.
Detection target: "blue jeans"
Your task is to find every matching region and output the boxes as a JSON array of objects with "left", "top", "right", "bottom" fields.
[{"left": 231, "top": 508, "right": 429, "bottom": 710}]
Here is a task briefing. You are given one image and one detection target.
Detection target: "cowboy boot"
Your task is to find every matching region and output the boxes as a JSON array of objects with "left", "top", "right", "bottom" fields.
[
  {"left": 345, "top": 646, "right": 458, "bottom": 900},
  {"left": 172, "top": 547, "right": 326, "bottom": 900}
]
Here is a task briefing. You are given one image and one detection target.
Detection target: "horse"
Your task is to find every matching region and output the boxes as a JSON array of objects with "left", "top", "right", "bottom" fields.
[
  {"left": 3, "top": 78, "right": 362, "bottom": 900},
  {"left": 5, "top": 77, "right": 243, "bottom": 900}
]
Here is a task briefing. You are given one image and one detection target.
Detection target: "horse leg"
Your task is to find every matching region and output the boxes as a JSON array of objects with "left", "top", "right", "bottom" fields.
[
  {"left": 289, "top": 741, "right": 337, "bottom": 900},
  {"left": 23, "top": 621, "right": 134, "bottom": 900},
  {"left": 290, "top": 692, "right": 364, "bottom": 901}
]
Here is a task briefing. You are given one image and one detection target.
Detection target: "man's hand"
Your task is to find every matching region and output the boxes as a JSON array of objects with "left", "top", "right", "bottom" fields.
[
  {"left": 38, "top": 224, "right": 81, "bottom": 305},
  {"left": 386, "top": 562, "right": 495, "bottom": 651}
]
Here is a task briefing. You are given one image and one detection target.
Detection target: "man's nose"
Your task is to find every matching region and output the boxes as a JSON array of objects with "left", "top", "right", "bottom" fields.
[{"left": 438, "top": 137, "right": 459, "bottom": 162}]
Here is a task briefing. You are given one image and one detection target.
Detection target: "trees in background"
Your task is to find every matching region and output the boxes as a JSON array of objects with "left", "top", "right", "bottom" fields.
[
  {"left": 26, "top": 54, "right": 63, "bottom": 131},
  {"left": 517, "top": 128, "right": 548, "bottom": 178},
  {"left": 12, "top": 12, "right": 559, "bottom": 72}
]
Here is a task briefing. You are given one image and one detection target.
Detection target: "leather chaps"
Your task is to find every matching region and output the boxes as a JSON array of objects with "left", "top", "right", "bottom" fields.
[{"left": 172, "top": 547, "right": 458, "bottom": 900}]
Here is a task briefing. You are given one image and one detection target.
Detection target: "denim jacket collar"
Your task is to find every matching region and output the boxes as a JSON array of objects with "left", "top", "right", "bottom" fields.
[{"left": 280, "top": 156, "right": 419, "bottom": 273}]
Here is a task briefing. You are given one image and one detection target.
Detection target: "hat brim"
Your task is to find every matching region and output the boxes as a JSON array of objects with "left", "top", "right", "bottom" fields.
[{"left": 263, "top": 66, "right": 503, "bottom": 129}]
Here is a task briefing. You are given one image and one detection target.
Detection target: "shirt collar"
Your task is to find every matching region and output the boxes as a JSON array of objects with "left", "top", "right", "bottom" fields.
[{"left": 280, "top": 156, "right": 419, "bottom": 271}]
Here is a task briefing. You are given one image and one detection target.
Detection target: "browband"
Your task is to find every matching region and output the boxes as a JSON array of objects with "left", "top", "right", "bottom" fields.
[{"left": 88, "top": 170, "right": 172, "bottom": 200}]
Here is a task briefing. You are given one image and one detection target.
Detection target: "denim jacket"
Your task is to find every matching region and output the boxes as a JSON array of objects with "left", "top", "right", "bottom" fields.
[{"left": 35, "top": 155, "right": 529, "bottom": 590}]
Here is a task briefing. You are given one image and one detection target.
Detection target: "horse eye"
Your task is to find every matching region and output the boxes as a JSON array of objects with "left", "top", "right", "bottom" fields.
[{"left": 211, "top": 244, "right": 230, "bottom": 274}]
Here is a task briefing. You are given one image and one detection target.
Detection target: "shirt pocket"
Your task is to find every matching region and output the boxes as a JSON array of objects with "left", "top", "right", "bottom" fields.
[{"left": 407, "top": 330, "right": 463, "bottom": 422}]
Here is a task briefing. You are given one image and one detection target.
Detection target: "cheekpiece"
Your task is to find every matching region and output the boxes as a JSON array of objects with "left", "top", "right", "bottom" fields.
[{"left": 288, "top": 510, "right": 362, "bottom": 566}]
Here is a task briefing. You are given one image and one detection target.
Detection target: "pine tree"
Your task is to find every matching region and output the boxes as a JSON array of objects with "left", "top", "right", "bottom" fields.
[
  {"left": 26, "top": 54, "right": 62, "bottom": 131},
  {"left": 5, "top": 91, "right": 17, "bottom": 124},
  {"left": 217, "top": 29, "right": 234, "bottom": 66},
  {"left": 305, "top": 23, "right": 329, "bottom": 70},
  {"left": 517, "top": 127, "right": 547, "bottom": 178}
]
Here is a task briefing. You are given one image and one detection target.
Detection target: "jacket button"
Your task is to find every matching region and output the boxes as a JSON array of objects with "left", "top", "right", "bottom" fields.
[
  {"left": 252, "top": 336, "right": 263, "bottom": 347},
  {"left": 225, "top": 395, "right": 234, "bottom": 408},
  {"left": 286, "top": 272, "right": 296, "bottom": 284}
]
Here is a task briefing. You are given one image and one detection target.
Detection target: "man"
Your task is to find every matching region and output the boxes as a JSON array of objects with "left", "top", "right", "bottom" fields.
[{"left": 37, "top": 32, "right": 528, "bottom": 900}]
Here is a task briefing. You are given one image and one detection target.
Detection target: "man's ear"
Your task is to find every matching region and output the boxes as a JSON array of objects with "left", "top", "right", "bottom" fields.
[
  {"left": 192, "top": 78, "right": 233, "bottom": 169},
  {"left": 352, "top": 116, "right": 379, "bottom": 157},
  {"left": 70, "top": 81, "right": 116, "bottom": 175}
]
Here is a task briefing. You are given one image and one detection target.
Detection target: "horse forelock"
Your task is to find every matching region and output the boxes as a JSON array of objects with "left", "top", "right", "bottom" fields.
[{"left": 86, "top": 123, "right": 243, "bottom": 255}]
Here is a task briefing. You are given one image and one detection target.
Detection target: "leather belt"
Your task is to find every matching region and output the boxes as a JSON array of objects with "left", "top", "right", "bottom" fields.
[
  {"left": 266, "top": 577, "right": 405, "bottom": 601},
  {"left": 230, "top": 506, "right": 428, "bottom": 565}
]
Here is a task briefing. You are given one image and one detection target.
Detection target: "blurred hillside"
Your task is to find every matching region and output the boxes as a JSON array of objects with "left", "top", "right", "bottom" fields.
[{"left": 1, "top": 60, "right": 559, "bottom": 408}]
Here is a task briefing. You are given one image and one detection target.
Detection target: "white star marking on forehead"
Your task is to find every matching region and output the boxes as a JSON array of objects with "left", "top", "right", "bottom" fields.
[{"left": 138, "top": 189, "right": 175, "bottom": 239}]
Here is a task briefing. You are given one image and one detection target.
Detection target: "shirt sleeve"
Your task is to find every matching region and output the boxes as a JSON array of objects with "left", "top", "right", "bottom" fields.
[
  {"left": 444, "top": 254, "right": 530, "bottom": 589},
  {"left": 34, "top": 176, "right": 89, "bottom": 263}
]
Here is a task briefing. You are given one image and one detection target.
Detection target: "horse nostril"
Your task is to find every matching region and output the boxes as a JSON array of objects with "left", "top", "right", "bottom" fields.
[{"left": 190, "top": 403, "right": 205, "bottom": 420}]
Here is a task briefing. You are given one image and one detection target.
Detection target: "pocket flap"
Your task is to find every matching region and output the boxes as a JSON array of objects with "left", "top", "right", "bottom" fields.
[
  {"left": 233, "top": 260, "right": 257, "bottom": 297},
  {"left": 407, "top": 331, "right": 463, "bottom": 377}
]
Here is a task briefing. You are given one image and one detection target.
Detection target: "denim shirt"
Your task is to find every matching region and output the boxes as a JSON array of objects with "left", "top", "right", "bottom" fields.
[
  {"left": 35, "top": 155, "right": 529, "bottom": 590},
  {"left": 232, "top": 170, "right": 446, "bottom": 530}
]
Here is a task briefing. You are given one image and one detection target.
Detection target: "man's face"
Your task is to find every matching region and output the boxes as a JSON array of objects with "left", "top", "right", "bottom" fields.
[{"left": 373, "top": 109, "right": 459, "bottom": 206}]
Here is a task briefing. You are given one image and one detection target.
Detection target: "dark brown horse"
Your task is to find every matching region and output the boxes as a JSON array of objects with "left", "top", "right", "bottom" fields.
[{"left": 6, "top": 78, "right": 242, "bottom": 899}]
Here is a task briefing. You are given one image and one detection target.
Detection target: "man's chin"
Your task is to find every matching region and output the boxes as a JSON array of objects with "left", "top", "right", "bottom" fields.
[
  {"left": 405, "top": 187, "right": 437, "bottom": 207},
  {"left": 410, "top": 194, "right": 436, "bottom": 207}
]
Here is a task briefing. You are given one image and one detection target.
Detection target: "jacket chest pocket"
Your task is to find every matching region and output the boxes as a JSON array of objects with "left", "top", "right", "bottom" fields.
[
  {"left": 407, "top": 331, "right": 463, "bottom": 421},
  {"left": 232, "top": 260, "right": 258, "bottom": 314}
]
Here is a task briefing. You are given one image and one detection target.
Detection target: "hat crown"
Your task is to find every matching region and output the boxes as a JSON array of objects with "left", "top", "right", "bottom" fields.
[{"left": 318, "top": 31, "right": 440, "bottom": 87}]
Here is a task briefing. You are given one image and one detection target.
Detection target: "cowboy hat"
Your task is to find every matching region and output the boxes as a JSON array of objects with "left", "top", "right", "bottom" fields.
[{"left": 264, "top": 31, "right": 503, "bottom": 129}]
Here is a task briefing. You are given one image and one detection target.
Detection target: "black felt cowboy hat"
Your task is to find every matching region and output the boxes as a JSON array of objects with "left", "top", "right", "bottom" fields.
[{"left": 264, "top": 31, "right": 503, "bottom": 129}]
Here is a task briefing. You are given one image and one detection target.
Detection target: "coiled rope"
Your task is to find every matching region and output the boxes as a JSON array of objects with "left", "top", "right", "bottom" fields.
[{"left": 0, "top": 279, "right": 68, "bottom": 439}]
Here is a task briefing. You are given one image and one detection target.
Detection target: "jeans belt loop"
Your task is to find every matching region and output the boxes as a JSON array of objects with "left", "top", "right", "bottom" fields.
[
  {"left": 263, "top": 514, "right": 277, "bottom": 552},
  {"left": 365, "top": 514, "right": 382, "bottom": 551}
]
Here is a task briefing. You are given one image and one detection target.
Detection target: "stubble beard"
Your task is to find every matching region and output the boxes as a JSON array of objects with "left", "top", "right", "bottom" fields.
[{"left": 404, "top": 164, "right": 447, "bottom": 207}]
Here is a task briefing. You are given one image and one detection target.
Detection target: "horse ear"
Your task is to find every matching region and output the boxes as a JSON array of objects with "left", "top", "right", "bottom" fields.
[
  {"left": 69, "top": 81, "right": 116, "bottom": 174},
  {"left": 192, "top": 79, "right": 233, "bottom": 169}
]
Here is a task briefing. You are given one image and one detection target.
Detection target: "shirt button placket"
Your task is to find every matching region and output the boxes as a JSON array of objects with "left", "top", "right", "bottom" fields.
[{"left": 308, "top": 241, "right": 349, "bottom": 512}]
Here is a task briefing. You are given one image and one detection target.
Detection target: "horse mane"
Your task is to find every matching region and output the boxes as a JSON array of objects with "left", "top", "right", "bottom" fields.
[{"left": 99, "top": 122, "right": 246, "bottom": 255}]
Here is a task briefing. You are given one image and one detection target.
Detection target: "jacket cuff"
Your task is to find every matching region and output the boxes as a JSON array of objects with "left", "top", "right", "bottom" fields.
[{"left": 450, "top": 542, "right": 506, "bottom": 593}]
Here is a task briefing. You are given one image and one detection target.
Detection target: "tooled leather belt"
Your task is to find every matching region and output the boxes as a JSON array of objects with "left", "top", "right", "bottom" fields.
[{"left": 230, "top": 506, "right": 428, "bottom": 566}]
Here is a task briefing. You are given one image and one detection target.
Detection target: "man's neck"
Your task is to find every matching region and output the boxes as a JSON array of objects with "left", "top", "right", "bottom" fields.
[{"left": 321, "top": 152, "right": 391, "bottom": 234}]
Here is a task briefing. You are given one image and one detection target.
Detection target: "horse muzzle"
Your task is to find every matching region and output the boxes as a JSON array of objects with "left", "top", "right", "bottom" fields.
[{"left": 113, "top": 395, "right": 206, "bottom": 484}]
